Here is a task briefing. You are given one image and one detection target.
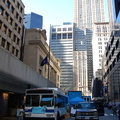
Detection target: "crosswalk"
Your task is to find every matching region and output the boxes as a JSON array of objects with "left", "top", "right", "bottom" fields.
[{"left": 104, "top": 113, "right": 115, "bottom": 116}]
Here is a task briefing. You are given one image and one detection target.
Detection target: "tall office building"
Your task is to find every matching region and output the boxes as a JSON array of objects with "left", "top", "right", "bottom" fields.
[
  {"left": 50, "top": 22, "right": 74, "bottom": 92},
  {"left": 108, "top": 0, "right": 120, "bottom": 23},
  {"left": 74, "top": 0, "right": 106, "bottom": 95},
  {"left": 24, "top": 12, "right": 43, "bottom": 29},
  {"left": 92, "top": 22, "right": 110, "bottom": 78},
  {"left": 0, "top": 0, "right": 24, "bottom": 59},
  {"left": 107, "top": 0, "right": 120, "bottom": 32}
]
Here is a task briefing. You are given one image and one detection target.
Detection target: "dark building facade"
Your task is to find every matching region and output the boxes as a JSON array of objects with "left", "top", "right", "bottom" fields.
[
  {"left": 92, "top": 78, "right": 103, "bottom": 97},
  {"left": 103, "top": 29, "right": 120, "bottom": 102}
]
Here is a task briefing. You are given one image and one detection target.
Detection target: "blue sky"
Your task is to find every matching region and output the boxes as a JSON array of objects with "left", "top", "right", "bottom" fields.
[
  {"left": 22, "top": 0, "right": 74, "bottom": 37},
  {"left": 22, "top": 0, "right": 109, "bottom": 40}
]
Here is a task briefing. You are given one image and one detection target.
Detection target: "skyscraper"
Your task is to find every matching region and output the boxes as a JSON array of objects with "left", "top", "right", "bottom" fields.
[
  {"left": 108, "top": 0, "right": 120, "bottom": 23},
  {"left": 74, "top": 0, "right": 106, "bottom": 95},
  {"left": 24, "top": 12, "right": 43, "bottom": 29},
  {"left": 107, "top": 0, "right": 120, "bottom": 32},
  {"left": 50, "top": 22, "right": 74, "bottom": 92},
  {"left": 92, "top": 22, "right": 110, "bottom": 78}
]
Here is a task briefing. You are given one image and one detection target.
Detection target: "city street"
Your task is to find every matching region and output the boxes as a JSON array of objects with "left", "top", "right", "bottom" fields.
[
  {"left": 63, "top": 107, "right": 119, "bottom": 120},
  {"left": 0, "top": 107, "right": 119, "bottom": 120}
]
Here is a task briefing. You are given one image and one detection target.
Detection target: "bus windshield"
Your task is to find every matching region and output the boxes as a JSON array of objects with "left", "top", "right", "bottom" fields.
[
  {"left": 40, "top": 95, "right": 54, "bottom": 107},
  {"left": 26, "top": 95, "right": 39, "bottom": 107}
]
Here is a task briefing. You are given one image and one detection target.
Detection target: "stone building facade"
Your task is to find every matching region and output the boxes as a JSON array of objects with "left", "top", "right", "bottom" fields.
[
  {"left": 0, "top": 0, "right": 25, "bottom": 59},
  {"left": 23, "top": 29, "right": 61, "bottom": 88}
]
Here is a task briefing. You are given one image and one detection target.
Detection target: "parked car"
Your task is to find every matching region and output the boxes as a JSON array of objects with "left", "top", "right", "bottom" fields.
[{"left": 75, "top": 102, "right": 99, "bottom": 120}]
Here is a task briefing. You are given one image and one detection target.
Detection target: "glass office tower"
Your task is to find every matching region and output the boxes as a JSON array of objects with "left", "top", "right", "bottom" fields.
[
  {"left": 24, "top": 12, "right": 43, "bottom": 29},
  {"left": 107, "top": 0, "right": 120, "bottom": 31},
  {"left": 49, "top": 23, "right": 74, "bottom": 92}
]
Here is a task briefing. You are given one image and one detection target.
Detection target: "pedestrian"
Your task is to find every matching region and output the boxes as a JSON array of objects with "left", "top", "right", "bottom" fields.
[
  {"left": 17, "top": 106, "right": 24, "bottom": 120},
  {"left": 112, "top": 104, "right": 117, "bottom": 116},
  {"left": 118, "top": 105, "right": 120, "bottom": 120}
]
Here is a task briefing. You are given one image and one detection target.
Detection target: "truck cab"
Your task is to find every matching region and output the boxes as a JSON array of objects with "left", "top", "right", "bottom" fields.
[{"left": 75, "top": 102, "right": 99, "bottom": 120}]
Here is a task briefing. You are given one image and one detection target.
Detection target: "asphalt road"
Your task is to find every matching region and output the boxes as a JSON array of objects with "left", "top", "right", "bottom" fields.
[
  {"left": 63, "top": 107, "right": 119, "bottom": 120},
  {"left": 0, "top": 107, "right": 119, "bottom": 120}
]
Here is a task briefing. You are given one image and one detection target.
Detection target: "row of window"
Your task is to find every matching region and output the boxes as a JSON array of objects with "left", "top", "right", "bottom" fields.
[
  {"left": 97, "top": 34, "right": 108, "bottom": 36},
  {"left": 52, "top": 33, "right": 72, "bottom": 39},
  {"left": 1, "top": 37, "right": 19, "bottom": 57},
  {"left": 104, "top": 51, "right": 120, "bottom": 78},
  {"left": 52, "top": 27, "right": 72, "bottom": 32},
  {"left": 2, "top": 0, "right": 23, "bottom": 14},
  {"left": 106, "top": 39, "right": 119, "bottom": 66},
  {"left": 106, "top": 38, "right": 119, "bottom": 57},
  {"left": 98, "top": 38, "right": 108, "bottom": 41},
  {"left": 0, "top": 6, "right": 23, "bottom": 25},
  {"left": 0, "top": 21, "right": 20, "bottom": 46},
  {"left": 96, "top": 26, "right": 109, "bottom": 33}
]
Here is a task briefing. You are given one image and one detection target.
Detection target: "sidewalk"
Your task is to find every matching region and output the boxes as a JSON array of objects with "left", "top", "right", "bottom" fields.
[
  {"left": 102, "top": 107, "right": 119, "bottom": 120},
  {"left": 0, "top": 116, "right": 17, "bottom": 120}
]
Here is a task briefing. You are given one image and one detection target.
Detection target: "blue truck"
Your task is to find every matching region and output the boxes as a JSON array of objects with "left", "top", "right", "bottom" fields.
[{"left": 68, "top": 91, "right": 85, "bottom": 116}]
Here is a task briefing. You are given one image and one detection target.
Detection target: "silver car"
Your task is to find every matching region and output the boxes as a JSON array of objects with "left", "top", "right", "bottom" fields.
[{"left": 75, "top": 102, "right": 99, "bottom": 120}]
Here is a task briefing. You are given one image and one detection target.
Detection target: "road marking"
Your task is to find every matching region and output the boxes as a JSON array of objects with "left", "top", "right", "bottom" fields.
[{"left": 104, "top": 113, "right": 114, "bottom": 116}]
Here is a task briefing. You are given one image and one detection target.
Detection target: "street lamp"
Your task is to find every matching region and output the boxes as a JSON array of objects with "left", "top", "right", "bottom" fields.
[
  {"left": 106, "top": 82, "right": 109, "bottom": 103},
  {"left": 113, "top": 86, "right": 115, "bottom": 105}
]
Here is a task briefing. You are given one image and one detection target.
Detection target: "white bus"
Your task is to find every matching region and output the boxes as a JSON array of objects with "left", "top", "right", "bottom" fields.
[{"left": 23, "top": 88, "right": 68, "bottom": 120}]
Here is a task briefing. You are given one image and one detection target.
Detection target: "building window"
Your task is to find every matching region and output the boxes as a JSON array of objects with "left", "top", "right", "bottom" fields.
[
  {"left": 52, "top": 28, "right": 56, "bottom": 32},
  {"left": 52, "top": 34, "right": 56, "bottom": 39},
  {"left": 4, "top": 12, "right": 9, "bottom": 21},
  {"left": 6, "top": 42, "right": 10, "bottom": 50},
  {"left": 18, "top": 27, "right": 21, "bottom": 34},
  {"left": 0, "top": 20, "right": 2, "bottom": 29},
  {"left": 68, "top": 33, "right": 72, "bottom": 39},
  {"left": 98, "top": 42, "right": 102, "bottom": 45},
  {"left": 14, "top": 23, "right": 17, "bottom": 30},
  {"left": 3, "top": 25, "right": 7, "bottom": 34},
  {"left": 12, "top": 46, "right": 15, "bottom": 54},
  {"left": 16, "top": 12, "right": 19, "bottom": 19},
  {"left": 63, "top": 28, "right": 67, "bottom": 31},
  {"left": 57, "top": 34, "right": 61, "bottom": 39},
  {"left": 68, "top": 27, "right": 72, "bottom": 31},
  {"left": 6, "top": 1, "right": 10, "bottom": 8},
  {"left": 2, "top": 0, "right": 5, "bottom": 3},
  {"left": 57, "top": 28, "right": 61, "bottom": 31},
  {"left": 8, "top": 29, "right": 12, "bottom": 38},
  {"left": 17, "top": 2, "right": 20, "bottom": 9},
  {"left": 0, "top": 7, "right": 4, "bottom": 15},
  {"left": 63, "top": 33, "right": 67, "bottom": 39},
  {"left": 98, "top": 46, "right": 102, "bottom": 49},
  {"left": 116, "top": 39, "right": 119, "bottom": 49},
  {"left": 1, "top": 38, "right": 6, "bottom": 48},
  {"left": 17, "top": 38, "right": 20, "bottom": 45},
  {"left": 13, "top": 35, "right": 16, "bottom": 42},
  {"left": 16, "top": 49, "right": 19, "bottom": 57},
  {"left": 19, "top": 17, "right": 22, "bottom": 23},
  {"left": 10, "top": 6, "right": 14, "bottom": 13},
  {"left": 9, "top": 17, "right": 13, "bottom": 25},
  {"left": 20, "top": 7, "right": 23, "bottom": 13}
]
